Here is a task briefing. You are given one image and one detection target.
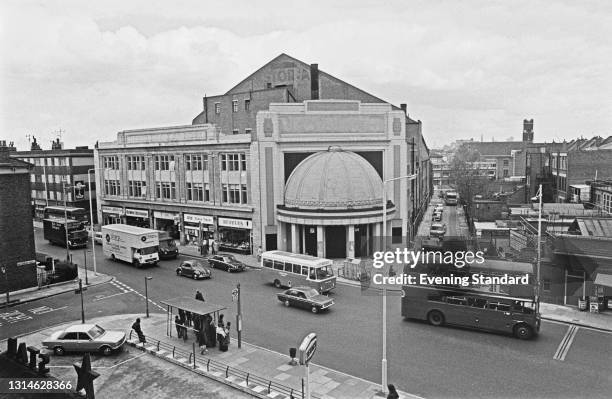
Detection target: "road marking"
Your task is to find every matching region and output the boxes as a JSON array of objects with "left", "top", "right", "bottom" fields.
[
  {"left": 27, "top": 305, "right": 68, "bottom": 315},
  {"left": 93, "top": 292, "right": 126, "bottom": 301},
  {"left": 554, "top": 324, "right": 579, "bottom": 361},
  {"left": 0, "top": 309, "right": 33, "bottom": 325}
]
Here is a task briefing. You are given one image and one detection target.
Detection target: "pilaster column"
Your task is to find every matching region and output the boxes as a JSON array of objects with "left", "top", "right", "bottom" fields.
[
  {"left": 291, "top": 223, "right": 299, "bottom": 253},
  {"left": 316, "top": 225, "right": 325, "bottom": 258},
  {"left": 347, "top": 225, "right": 355, "bottom": 258}
]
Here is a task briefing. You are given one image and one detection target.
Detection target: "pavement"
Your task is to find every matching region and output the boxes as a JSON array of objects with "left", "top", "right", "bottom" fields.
[{"left": 0, "top": 266, "right": 113, "bottom": 308}]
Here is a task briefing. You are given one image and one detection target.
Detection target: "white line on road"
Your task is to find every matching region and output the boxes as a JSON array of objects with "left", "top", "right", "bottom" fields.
[
  {"left": 554, "top": 324, "right": 579, "bottom": 361},
  {"left": 28, "top": 306, "right": 68, "bottom": 315},
  {"left": 93, "top": 292, "right": 126, "bottom": 302}
]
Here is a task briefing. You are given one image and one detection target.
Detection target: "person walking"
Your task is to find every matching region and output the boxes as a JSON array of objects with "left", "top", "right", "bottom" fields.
[
  {"left": 387, "top": 384, "right": 400, "bottom": 399},
  {"left": 174, "top": 315, "right": 183, "bottom": 339},
  {"left": 211, "top": 239, "right": 218, "bottom": 255},
  {"left": 195, "top": 290, "right": 204, "bottom": 301},
  {"left": 131, "top": 318, "right": 146, "bottom": 344},
  {"left": 257, "top": 246, "right": 263, "bottom": 262}
]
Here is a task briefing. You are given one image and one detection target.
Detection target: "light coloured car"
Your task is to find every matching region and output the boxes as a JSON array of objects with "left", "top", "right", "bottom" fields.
[
  {"left": 94, "top": 232, "right": 103, "bottom": 245},
  {"left": 432, "top": 211, "right": 442, "bottom": 222},
  {"left": 430, "top": 223, "right": 447, "bottom": 238},
  {"left": 42, "top": 324, "right": 126, "bottom": 356}
]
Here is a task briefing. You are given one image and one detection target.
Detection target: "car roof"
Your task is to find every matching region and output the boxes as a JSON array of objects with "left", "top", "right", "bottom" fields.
[
  {"left": 64, "top": 324, "right": 97, "bottom": 333},
  {"left": 431, "top": 223, "right": 444, "bottom": 228},
  {"left": 288, "top": 286, "right": 316, "bottom": 292}
]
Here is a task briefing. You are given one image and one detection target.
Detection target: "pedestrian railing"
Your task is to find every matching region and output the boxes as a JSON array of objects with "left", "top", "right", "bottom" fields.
[{"left": 128, "top": 331, "right": 312, "bottom": 399}]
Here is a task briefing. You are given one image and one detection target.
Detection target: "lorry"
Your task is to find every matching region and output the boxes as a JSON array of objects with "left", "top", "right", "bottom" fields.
[
  {"left": 43, "top": 219, "right": 88, "bottom": 248},
  {"left": 158, "top": 231, "right": 179, "bottom": 260},
  {"left": 101, "top": 224, "right": 159, "bottom": 267}
]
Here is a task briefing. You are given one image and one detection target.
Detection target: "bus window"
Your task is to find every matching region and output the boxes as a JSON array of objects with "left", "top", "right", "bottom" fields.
[
  {"left": 273, "top": 260, "right": 284, "bottom": 270},
  {"left": 301, "top": 266, "right": 308, "bottom": 276},
  {"left": 315, "top": 266, "right": 333, "bottom": 280},
  {"left": 263, "top": 259, "right": 273, "bottom": 268},
  {"left": 308, "top": 267, "right": 316, "bottom": 279},
  {"left": 471, "top": 298, "right": 487, "bottom": 308},
  {"left": 292, "top": 264, "right": 301, "bottom": 274},
  {"left": 284, "top": 262, "right": 293, "bottom": 272},
  {"left": 488, "top": 302, "right": 510, "bottom": 312}
]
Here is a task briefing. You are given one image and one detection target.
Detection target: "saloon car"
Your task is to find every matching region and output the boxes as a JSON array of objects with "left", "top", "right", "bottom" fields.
[
  {"left": 430, "top": 223, "right": 447, "bottom": 238},
  {"left": 277, "top": 287, "right": 334, "bottom": 314},
  {"left": 207, "top": 254, "right": 246, "bottom": 272},
  {"left": 176, "top": 260, "right": 212, "bottom": 279},
  {"left": 42, "top": 324, "right": 126, "bottom": 356}
]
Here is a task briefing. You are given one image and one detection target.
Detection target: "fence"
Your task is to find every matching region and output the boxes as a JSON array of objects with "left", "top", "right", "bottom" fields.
[{"left": 129, "top": 330, "right": 308, "bottom": 399}]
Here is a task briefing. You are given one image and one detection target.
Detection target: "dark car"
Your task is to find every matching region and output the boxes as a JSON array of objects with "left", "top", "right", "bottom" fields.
[
  {"left": 207, "top": 254, "right": 246, "bottom": 272},
  {"left": 176, "top": 260, "right": 212, "bottom": 280},
  {"left": 277, "top": 287, "right": 334, "bottom": 314}
]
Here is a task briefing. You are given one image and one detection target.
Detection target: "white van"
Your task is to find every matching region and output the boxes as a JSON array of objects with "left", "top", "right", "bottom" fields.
[{"left": 101, "top": 224, "right": 159, "bottom": 267}]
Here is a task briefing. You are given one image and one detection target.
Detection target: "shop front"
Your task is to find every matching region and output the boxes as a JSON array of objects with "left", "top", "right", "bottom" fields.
[
  {"left": 218, "top": 217, "right": 252, "bottom": 254},
  {"left": 154, "top": 211, "right": 179, "bottom": 239},
  {"left": 125, "top": 208, "right": 150, "bottom": 228},
  {"left": 183, "top": 213, "right": 214, "bottom": 246},
  {"left": 102, "top": 205, "right": 124, "bottom": 225}
]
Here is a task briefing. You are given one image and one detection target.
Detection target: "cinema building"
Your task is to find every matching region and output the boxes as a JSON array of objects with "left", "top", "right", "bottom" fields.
[{"left": 95, "top": 54, "right": 431, "bottom": 257}]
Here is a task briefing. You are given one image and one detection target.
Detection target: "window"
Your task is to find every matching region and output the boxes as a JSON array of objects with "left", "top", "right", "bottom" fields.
[
  {"left": 154, "top": 155, "right": 175, "bottom": 171},
  {"left": 30, "top": 174, "right": 35, "bottom": 183},
  {"left": 104, "top": 179, "right": 121, "bottom": 196},
  {"left": 185, "top": 154, "right": 203, "bottom": 171},
  {"left": 391, "top": 227, "right": 402, "bottom": 244},
  {"left": 155, "top": 182, "right": 175, "bottom": 200},
  {"left": 241, "top": 184, "right": 248, "bottom": 204},
  {"left": 103, "top": 156, "right": 119, "bottom": 170},
  {"left": 128, "top": 181, "right": 145, "bottom": 197},
  {"left": 204, "top": 183, "right": 210, "bottom": 201},
  {"left": 543, "top": 279, "right": 551, "bottom": 292},
  {"left": 186, "top": 182, "right": 204, "bottom": 202},
  {"left": 245, "top": 128, "right": 252, "bottom": 135},
  {"left": 241, "top": 154, "right": 247, "bottom": 171},
  {"left": 223, "top": 184, "right": 244, "bottom": 204},
  {"left": 232, "top": 100, "right": 238, "bottom": 113},
  {"left": 273, "top": 260, "right": 284, "bottom": 270},
  {"left": 263, "top": 259, "right": 273, "bottom": 268},
  {"left": 232, "top": 129, "right": 239, "bottom": 135},
  {"left": 127, "top": 156, "right": 145, "bottom": 170},
  {"left": 284, "top": 262, "right": 293, "bottom": 272},
  {"left": 62, "top": 332, "right": 78, "bottom": 340},
  {"left": 244, "top": 99, "right": 250, "bottom": 112},
  {"left": 214, "top": 103, "right": 220, "bottom": 114},
  {"left": 503, "top": 159, "right": 509, "bottom": 167},
  {"left": 301, "top": 266, "right": 309, "bottom": 276},
  {"left": 503, "top": 170, "right": 509, "bottom": 177},
  {"left": 221, "top": 153, "right": 242, "bottom": 171}
]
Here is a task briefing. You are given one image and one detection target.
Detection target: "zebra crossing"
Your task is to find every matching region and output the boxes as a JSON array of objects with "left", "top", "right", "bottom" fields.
[{"left": 105, "top": 279, "right": 165, "bottom": 311}]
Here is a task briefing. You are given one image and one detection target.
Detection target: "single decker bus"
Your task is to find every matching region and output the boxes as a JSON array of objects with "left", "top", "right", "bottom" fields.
[{"left": 260, "top": 251, "right": 336, "bottom": 294}]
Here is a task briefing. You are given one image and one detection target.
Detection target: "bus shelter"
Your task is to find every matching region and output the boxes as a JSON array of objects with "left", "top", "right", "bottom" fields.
[{"left": 160, "top": 296, "right": 226, "bottom": 338}]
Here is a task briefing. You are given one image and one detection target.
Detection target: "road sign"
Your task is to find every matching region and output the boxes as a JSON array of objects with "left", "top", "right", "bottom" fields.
[
  {"left": 298, "top": 333, "right": 317, "bottom": 365},
  {"left": 231, "top": 288, "right": 238, "bottom": 302}
]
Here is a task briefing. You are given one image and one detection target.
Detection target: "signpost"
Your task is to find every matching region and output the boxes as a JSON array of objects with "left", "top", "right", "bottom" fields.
[
  {"left": 298, "top": 333, "right": 317, "bottom": 399},
  {"left": 233, "top": 284, "right": 242, "bottom": 348}
]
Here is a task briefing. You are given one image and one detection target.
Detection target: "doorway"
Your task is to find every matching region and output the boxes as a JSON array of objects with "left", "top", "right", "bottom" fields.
[{"left": 325, "top": 226, "right": 346, "bottom": 259}]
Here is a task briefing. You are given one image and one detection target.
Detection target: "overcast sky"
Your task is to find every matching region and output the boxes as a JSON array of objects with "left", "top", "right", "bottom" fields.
[{"left": 1, "top": 0, "right": 611, "bottom": 150}]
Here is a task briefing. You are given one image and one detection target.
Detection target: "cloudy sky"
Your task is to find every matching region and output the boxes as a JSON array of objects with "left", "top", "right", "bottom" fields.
[{"left": 1, "top": 0, "right": 611, "bottom": 150}]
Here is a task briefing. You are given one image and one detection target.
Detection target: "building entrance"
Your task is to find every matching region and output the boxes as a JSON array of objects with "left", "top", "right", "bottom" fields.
[
  {"left": 304, "top": 226, "right": 317, "bottom": 256},
  {"left": 325, "top": 226, "right": 346, "bottom": 259}
]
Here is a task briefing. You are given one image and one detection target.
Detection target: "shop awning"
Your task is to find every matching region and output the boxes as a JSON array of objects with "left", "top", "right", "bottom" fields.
[
  {"left": 160, "top": 296, "right": 226, "bottom": 316},
  {"left": 594, "top": 273, "right": 612, "bottom": 288}
]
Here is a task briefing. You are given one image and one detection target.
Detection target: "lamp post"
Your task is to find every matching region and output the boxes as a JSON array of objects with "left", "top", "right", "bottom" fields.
[
  {"left": 381, "top": 173, "right": 417, "bottom": 395},
  {"left": 62, "top": 180, "right": 72, "bottom": 262},
  {"left": 536, "top": 184, "right": 542, "bottom": 315},
  {"left": 88, "top": 168, "right": 107, "bottom": 276},
  {"left": 144, "top": 276, "right": 152, "bottom": 318},
  {"left": 2, "top": 266, "right": 8, "bottom": 305}
]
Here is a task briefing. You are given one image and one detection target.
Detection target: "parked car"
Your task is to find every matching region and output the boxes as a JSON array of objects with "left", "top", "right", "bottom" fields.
[
  {"left": 277, "top": 287, "right": 334, "bottom": 314},
  {"left": 94, "top": 232, "right": 103, "bottom": 245},
  {"left": 176, "top": 260, "right": 212, "bottom": 279},
  {"left": 434, "top": 204, "right": 444, "bottom": 213},
  {"left": 42, "top": 324, "right": 126, "bottom": 356},
  {"left": 430, "top": 223, "right": 447, "bottom": 238},
  {"left": 432, "top": 211, "right": 442, "bottom": 222},
  {"left": 207, "top": 254, "right": 246, "bottom": 272}
]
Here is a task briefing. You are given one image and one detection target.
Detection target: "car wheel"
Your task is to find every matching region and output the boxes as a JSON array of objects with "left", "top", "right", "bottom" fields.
[
  {"left": 427, "top": 310, "right": 445, "bottom": 326},
  {"left": 111, "top": 254, "right": 116, "bottom": 261},
  {"left": 514, "top": 324, "right": 534, "bottom": 340},
  {"left": 284, "top": 300, "right": 290, "bottom": 307},
  {"left": 192, "top": 274, "right": 197, "bottom": 280},
  {"left": 274, "top": 280, "right": 281, "bottom": 288},
  {"left": 133, "top": 260, "right": 140, "bottom": 268},
  {"left": 176, "top": 269, "right": 181, "bottom": 276},
  {"left": 311, "top": 306, "right": 319, "bottom": 314},
  {"left": 53, "top": 346, "right": 65, "bottom": 356},
  {"left": 100, "top": 345, "right": 112, "bottom": 356}
]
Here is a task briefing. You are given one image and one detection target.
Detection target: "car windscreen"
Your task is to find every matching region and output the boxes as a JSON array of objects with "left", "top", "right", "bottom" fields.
[
  {"left": 88, "top": 325, "right": 105, "bottom": 339},
  {"left": 160, "top": 240, "right": 176, "bottom": 249},
  {"left": 314, "top": 265, "right": 333, "bottom": 280},
  {"left": 305, "top": 289, "right": 320, "bottom": 298},
  {"left": 140, "top": 246, "right": 159, "bottom": 255}
]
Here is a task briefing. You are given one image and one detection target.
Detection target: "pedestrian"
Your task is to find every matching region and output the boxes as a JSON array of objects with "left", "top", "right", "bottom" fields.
[
  {"left": 131, "top": 318, "right": 146, "bottom": 344},
  {"left": 186, "top": 311, "right": 192, "bottom": 327},
  {"left": 220, "top": 322, "right": 230, "bottom": 352},
  {"left": 178, "top": 308, "right": 186, "bottom": 323},
  {"left": 206, "top": 315, "right": 216, "bottom": 348},
  {"left": 203, "top": 241, "right": 209, "bottom": 256},
  {"left": 218, "top": 314, "right": 225, "bottom": 328},
  {"left": 211, "top": 239, "right": 217, "bottom": 255},
  {"left": 174, "top": 315, "right": 183, "bottom": 339},
  {"left": 195, "top": 290, "right": 204, "bottom": 301},
  {"left": 198, "top": 327, "right": 208, "bottom": 354},
  {"left": 257, "top": 246, "right": 263, "bottom": 262},
  {"left": 387, "top": 384, "right": 399, "bottom": 399}
]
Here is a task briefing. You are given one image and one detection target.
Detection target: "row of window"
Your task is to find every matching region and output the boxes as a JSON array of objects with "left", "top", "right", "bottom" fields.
[
  {"left": 32, "top": 190, "right": 72, "bottom": 201},
  {"left": 21, "top": 157, "right": 69, "bottom": 167},
  {"left": 215, "top": 99, "right": 250, "bottom": 114},
  {"left": 103, "top": 153, "right": 247, "bottom": 172},
  {"left": 428, "top": 294, "right": 535, "bottom": 314},
  {"left": 104, "top": 180, "right": 247, "bottom": 204},
  {"left": 31, "top": 174, "right": 72, "bottom": 184}
]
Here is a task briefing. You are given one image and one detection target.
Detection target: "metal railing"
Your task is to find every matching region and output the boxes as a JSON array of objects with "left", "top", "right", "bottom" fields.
[{"left": 129, "top": 331, "right": 309, "bottom": 399}]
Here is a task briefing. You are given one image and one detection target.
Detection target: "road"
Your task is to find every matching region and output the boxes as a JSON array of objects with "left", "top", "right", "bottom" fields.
[{"left": 21, "top": 228, "right": 612, "bottom": 398}]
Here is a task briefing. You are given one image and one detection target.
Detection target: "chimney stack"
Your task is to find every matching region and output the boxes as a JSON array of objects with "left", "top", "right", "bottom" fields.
[
  {"left": 310, "top": 64, "right": 319, "bottom": 100},
  {"left": 400, "top": 104, "right": 407, "bottom": 114},
  {"left": 522, "top": 119, "right": 534, "bottom": 142}
]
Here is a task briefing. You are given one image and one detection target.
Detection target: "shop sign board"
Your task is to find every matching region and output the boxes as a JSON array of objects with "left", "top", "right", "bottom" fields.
[
  {"left": 125, "top": 208, "right": 149, "bottom": 218},
  {"left": 102, "top": 206, "right": 124, "bottom": 216},
  {"left": 184, "top": 214, "right": 214, "bottom": 225},
  {"left": 154, "top": 211, "right": 178, "bottom": 220},
  {"left": 298, "top": 333, "right": 317, "bottom": 365},
  {"left": 218, "top": 217, "right": 252, "bottom": 229}
]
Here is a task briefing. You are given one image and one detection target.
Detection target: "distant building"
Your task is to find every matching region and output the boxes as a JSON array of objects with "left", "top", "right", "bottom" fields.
[
  {"left": 0, "top": 140, "right": 37, "bottom": 293},
  {"left": 11, "top": 138, "right": 96, "bottom": 221}
]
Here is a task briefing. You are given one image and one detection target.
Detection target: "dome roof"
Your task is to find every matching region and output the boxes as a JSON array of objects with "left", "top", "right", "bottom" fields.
[{"left": 284, "top": 149, "right": 383, "bottom": 210}]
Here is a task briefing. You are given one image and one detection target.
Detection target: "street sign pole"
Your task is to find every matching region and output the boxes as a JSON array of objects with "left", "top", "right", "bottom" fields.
[
  {"left": 83, "top": 249, "right": 88, "bottom": 285},
  {"left": 305, "top": 363, "right": 311, "bottom": 399},
  {"left": 236, "top": 283, "right": 242, "bottom": 348},
  {"left": 79, "top": 279, "right": 85, "bottom": 324}
]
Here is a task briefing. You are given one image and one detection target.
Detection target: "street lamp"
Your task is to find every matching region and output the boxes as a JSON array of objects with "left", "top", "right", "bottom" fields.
[
  {"left": 62, "top": 180, "right": 72, "bottom": 262},
  {"left": 381, "top": 173, "right": 417, "bottom": 395},
  {"left": 535, "top": 184, "right": 543, "bottom": 315},
  {"left": 87, "top": 168, "right": 108, "bottom": 276},
  {"left": 144, "top": 276, "right": 152, "bottom": 318}
]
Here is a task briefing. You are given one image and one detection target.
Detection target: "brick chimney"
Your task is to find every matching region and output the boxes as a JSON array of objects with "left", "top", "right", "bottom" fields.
[
  {"left": 523, "top": 119, "right": 534, "bottom": 142},
  {"left": 310, "top": 64, "right": 319, "bottom": 100},
  {"left": 400, "top": 104, "right": 407, "bottom": 114},
  {"left": 0, "top": 140, "right": 16, "bottom": 161}
]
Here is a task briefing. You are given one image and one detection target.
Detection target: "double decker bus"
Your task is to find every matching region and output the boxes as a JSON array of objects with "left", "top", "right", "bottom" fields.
[
  {"left": 444, "top": 191, "right": 458, "bottom": 206},
  {"left": 44, "top": 206, "right": 89, "bottom": 224},
  {"left": 402, "top": 284, "right": 540, "bottom": 339},
  {"left": 260, "top": 251, "right": 336, "bottom": 294}
]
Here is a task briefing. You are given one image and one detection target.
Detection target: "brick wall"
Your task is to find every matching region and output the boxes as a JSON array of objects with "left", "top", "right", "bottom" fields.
[
  {"left": 568, "top": 150, "right": 612, "bottom": 186},
  {"left": 0, "top": 173, "right": 37, "bottom": 293}
]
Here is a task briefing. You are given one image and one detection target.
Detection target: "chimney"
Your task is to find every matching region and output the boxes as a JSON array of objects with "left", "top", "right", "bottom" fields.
[
  {"left": 31, "top": 136, "right": 41, "bottom": 151},
  {"left": 523, "top": 119, "right": 534, "bottom": 142},
  {"left": 51, "top": 138, "right": 63, "bottom": 150},
  {"left": 0, "top": 140, "right": 16, "bottom": 161},
  {"left": 310, "top": 64, "right": 319, "bottom": 100},
  {"left": 400, "top": 104, "right": 407, "bottom": 114}
]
